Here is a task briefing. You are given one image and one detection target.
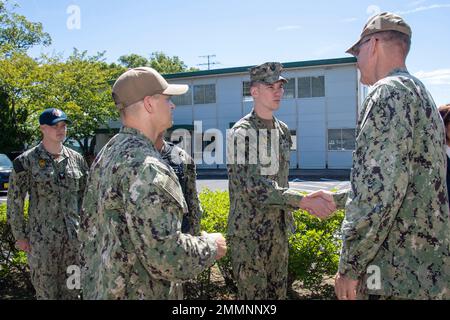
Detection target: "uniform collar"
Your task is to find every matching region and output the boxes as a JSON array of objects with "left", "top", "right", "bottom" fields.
[
  {"left": 387, "top": 67, "right": 409, "bottom": 77},
  {"left": 160, "top": 140, "right": 173, "bottom": 157},
  {"left": 120, "top": 126, "right": 157, "bottom": 151},
  {"left": 249, "top": 109, "right": 282, "bottom": 131},
  {"left": 37, "top": 142, "right": 69, "bottom": 161}
]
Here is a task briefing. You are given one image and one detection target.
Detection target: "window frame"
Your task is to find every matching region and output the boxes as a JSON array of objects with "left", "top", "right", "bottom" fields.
[
  {"left": 194, "top": 83, "right": 216, "bottom": 105},
  {"left": 327, "top": 128, "right": 356, "bottom": 151}
]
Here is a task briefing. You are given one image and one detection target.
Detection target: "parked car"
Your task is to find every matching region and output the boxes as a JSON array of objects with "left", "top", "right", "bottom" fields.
[{"left": 0, "top": 153, "right": 13, "bottom": 192}]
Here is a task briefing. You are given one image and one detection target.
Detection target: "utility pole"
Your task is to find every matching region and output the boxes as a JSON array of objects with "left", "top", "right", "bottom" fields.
[{"left": 198, "top": 55, "right": 220, "bottom": 70}]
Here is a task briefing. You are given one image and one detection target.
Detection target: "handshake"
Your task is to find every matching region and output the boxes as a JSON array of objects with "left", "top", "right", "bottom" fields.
[
  {"left": 197, "top": 190, "right": 342, "bottom": 261},
  {"left": 201, "top": 231, "right": 227, "bottom": 260},
  {"left": 299, "top": 190, "right": 337, "bottom": 219}
]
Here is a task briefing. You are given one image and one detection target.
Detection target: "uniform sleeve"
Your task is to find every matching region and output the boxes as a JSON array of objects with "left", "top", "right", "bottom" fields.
[
  {"left": 183, "top": 161, "right": 202, "bottom": 236},
  {"left": 227, "top": 128, "right": 304, "bottom": 211},
  {"left": 6, "top": 157, "right": 30, "bottom": 241},
  {"left": 78, "top": 155, "right": 90, "bottom": 194},
  {"left": 338, "top": 86, "right": 412, "bottom": 279},
  {"left": 123, "top": 164, "right": 218, "bottom": 282},
  {"left": 333, "top": 189, "right": 349, "bottom": 210}
]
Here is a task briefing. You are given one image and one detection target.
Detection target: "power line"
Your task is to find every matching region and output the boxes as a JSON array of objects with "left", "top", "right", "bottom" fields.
[{"left": 198, "top": 54, "right": 220, "bottom": 70}]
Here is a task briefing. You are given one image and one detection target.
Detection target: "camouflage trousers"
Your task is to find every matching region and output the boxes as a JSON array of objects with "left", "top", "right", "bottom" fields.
[
  {"left": 229, "top": 235, "right": 289, "bottom": 300},
  {"left": 27, "top": 234, "right": 80, "bottom": 300}
]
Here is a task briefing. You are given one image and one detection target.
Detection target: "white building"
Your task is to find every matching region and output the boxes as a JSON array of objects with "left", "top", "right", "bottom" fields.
[{"left": 96, "top": 57, "right": 363, "bottom": 170}]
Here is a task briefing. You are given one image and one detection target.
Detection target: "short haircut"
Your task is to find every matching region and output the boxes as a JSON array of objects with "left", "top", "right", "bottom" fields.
[
  {"left": 250, "top": 81, "right": 262, "bottom": 88},
  {"left": 376, "top": 30, "right": 411, "bottom": 57},
  {"left": 119, "top": 100, "right": 144, "bottom": 120}
]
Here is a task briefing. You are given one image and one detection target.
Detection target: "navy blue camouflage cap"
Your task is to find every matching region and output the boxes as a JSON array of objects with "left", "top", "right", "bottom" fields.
[
  {"left": 39, "top": 108, "right": 71, "bottom": 126},
  {"left": 250, "top": 62, "right": 287, "bottom": 84}
]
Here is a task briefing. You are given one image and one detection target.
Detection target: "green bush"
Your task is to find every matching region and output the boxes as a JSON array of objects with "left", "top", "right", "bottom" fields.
[
  {"left": 197, "top": 189, "right": 235, "bottom": 297},
  {"left": 0, "top": 202, "right": 29, "bottom": 277},
  {"left": 288, "top": 209, "right": 344, "bottom": 292},
  {"left": 197, "top": 189, "right": 344, "bottom": 295},
  {"left": 1, "top": 191, "right": 344, "bottom": 298}
]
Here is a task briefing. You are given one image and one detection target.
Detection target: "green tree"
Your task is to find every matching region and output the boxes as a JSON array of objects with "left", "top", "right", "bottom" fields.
[
  {"left": 0, "top": 49, "right": 125, "bottom": 159},
  {"left": 0, "top": 52, "right": 40, "bottom": 153},
  {"left": 149, "top": 51, "right": 198, "bottom": 74},
  {"left": 29, "top": 49, "right": 125, "bottom": 159},
  {"left": 118, "top": 53, "right": 150, "bottom": 69},
  {"left": 0, "top": 0, "right": 51, "bottom": 57},
  {"left": 0, "top": 0, "right": 51, "bottom": 154},
  {"left": 118, "top": 51, "right": 199, "bottom": 73}
]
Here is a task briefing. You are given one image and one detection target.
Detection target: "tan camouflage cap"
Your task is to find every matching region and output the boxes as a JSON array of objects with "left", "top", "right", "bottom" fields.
[
  {"left": 112, "top": 67, "right": 188, "bottom": 110},
  {"left": 346, "top": 12, "right": 412, "bottom": 55},
  {"left": 250, "top": 62, "right": 288, "bottom": 84}
]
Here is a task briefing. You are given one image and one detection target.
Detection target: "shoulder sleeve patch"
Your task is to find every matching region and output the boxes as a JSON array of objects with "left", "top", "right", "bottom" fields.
[
  {"left": 13, "top": 158, "right": 25, "bottom": 174},
  {"left": 153, "top": 171, "right": 188, "bottom": 213}
]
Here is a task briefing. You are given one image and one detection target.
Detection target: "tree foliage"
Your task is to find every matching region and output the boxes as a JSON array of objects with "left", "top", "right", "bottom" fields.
[
  {"left": 118, "top": 51, "right": 198, "bottom": 73},
  {"left": 0, "top": 1, "right": 195, "bottom": 161},
  {"left": 118, "top": 53, "right": 150, "bottom": 69},
  {"left": 0, "top": 52, "right": 40, "bottom": 153},
  {"left": 29, "top": 50, "right": 124, "bottom": 157},
  {"left": 0, "top": 0, "right": 51, "bottom": 57}
]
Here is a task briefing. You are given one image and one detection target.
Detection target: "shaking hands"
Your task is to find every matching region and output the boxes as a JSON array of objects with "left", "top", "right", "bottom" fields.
[
  {"left": 299, "top": 190, "right": 337, "bottom": 219},
  {"left": 202, "top": 232, "right": 227, "bottom": 260}
]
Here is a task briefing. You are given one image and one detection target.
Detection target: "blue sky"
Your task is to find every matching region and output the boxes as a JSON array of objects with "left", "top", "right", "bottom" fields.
[{"left": 13, "top": 0, "right": 450, "bottom": 106}]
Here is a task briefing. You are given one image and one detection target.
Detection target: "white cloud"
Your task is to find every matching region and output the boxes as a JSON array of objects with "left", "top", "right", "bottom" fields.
[
  {"left": 276, "top": 25, "right": 301, "bottom": 32},
  {"left": 414, "top": 69, "right": 450, "bottom": 85},
  {"left": 397, "top": 3, "right": 450, "bottom": 15}
]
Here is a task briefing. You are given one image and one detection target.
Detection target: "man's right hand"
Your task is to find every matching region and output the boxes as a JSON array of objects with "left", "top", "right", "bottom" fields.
[
  {"left": 203, "top": 232, "right": 227, "bottom": 260},
  {"left": 16, "top": 239, "right": 30, "bottom": 253},
  {"left": 300, "top": 190, "right": 337, "bottom": 219}
]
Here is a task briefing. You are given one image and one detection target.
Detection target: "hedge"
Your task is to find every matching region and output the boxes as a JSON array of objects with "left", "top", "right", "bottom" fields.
[
  {"left": 0, "top": 201, "right": 29, "bottom": 278},
  {"left": 199, "top": 189, "right": 344, "bottom": 294},
  {"left": 0, "top": 189, "right": 344, "bottom": 298}
]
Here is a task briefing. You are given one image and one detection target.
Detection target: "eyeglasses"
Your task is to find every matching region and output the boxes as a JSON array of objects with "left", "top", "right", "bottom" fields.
[{"left": 353, "top": 37, "right": 373, "bottom": 57}]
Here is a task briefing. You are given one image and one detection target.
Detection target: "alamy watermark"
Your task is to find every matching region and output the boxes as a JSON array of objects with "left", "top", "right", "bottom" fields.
[
  {"left": 167, "top": 121, "right": 282, "bottom": 175},
  {"left": 66, "top": 265, "right": 81, "bottom": 290},
  {"left": 366, "top": 265, "right": 381, "bottom": 290},
  {"left": 66, "top": 5, "right": 81, "bottom": 30}
]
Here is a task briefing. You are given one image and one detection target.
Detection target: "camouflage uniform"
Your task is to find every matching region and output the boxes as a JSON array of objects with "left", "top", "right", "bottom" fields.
[
  {"left": 160, "top": 140, "right": 202, "bottom": 235},
  {"left": 227, "top": 108, "right": 301, "bottom": 300},
  {"left": 7, "top": 143, "right": 89, "bottom": 299},
  {"left": 339, "top": 68, "right": 450, "bottom": 299},
  {"left": 80, "top": 127, "right": 218, "bottom": 300},
  {"left": 227, "top": 63, "right": 347, "bottom": 300}
]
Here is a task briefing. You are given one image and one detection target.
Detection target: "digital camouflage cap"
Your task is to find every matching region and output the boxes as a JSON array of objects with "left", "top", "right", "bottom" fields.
[
  {"left": 250, "top": 62, "right": 287, "bottom": 84},
  {"left": 346, "top": 12, "right": 412, "bottom": 55}
]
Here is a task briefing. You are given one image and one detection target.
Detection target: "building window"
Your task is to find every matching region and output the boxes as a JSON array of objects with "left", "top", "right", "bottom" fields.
[
  {"left": 328, "top": 128, "right": 356, "bottom": 151},
  {"left": 243, "top": 79, "right": 294, "bottom": 101},
  {"left": 171, "top": 86, "right": 192, "bottom": 106},
  {"left": 298, "top": 76, "right": 325, "bottom": 98},
  {"left": 194, "top": 84, "right": 216, "bottom": 104},
  {"left": 283, "top": 78, "right": 295, "bottom": 99},
  {"left": 242, "top": 81, "right": 253, "bottom": 102},
  {"left": 290, "top": 130, "right": 297, "bottom": 151}
]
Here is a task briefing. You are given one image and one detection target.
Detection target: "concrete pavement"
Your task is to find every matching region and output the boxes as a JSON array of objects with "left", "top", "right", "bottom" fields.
[{"left": 196, "top": 179, "right": 350, "bottom": 193}]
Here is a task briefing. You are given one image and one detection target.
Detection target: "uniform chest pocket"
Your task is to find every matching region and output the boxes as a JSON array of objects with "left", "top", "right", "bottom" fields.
[
  {"left": 280, "top": 139, "right": 291, "bottom": 164},
  {"left": 31, "top": 169, "right": 55, "bottom": 196},
  {"left": 65, "top": 170, "right": 83, "bottom": 192}
]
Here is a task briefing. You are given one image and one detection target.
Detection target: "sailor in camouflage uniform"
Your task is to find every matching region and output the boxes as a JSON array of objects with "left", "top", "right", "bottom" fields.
[
  {"left": 227, "top": 62, "right": 346, "bottom": 300},
  {"left": 7, "top": 108, "right": 89, "bottom": 299},
  {"left": 155, "top": 132, "right": 201, "bottom": 236},
  {"left": 335, "top": 12, "right": 450, "bottom": 300},
  {"left": 80, "top": 67, "right": 227, "bottom": 300}
]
